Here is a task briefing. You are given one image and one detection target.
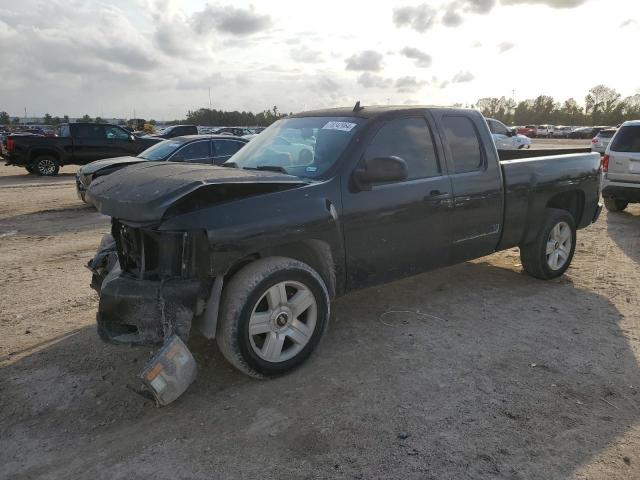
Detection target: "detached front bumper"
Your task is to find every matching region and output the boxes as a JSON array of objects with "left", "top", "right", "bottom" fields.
[{"left": 97, "top": 272, "right": 203, "bottom": 344}]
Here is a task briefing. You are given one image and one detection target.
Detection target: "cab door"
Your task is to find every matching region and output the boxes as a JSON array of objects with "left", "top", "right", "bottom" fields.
[
  {"left": 341, "top": 115, "right": 453, "bottom": 289},
  {"left": 431, "top": 111, "right": 504, "bottom": 264},
  {"left": 105, "top": 125, "right": 136, "bottom": 156}
]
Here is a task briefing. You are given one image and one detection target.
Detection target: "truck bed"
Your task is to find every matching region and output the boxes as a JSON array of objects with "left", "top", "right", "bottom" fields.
[{"left": 498, "top": 152, "right": 601, "bottom": 250}]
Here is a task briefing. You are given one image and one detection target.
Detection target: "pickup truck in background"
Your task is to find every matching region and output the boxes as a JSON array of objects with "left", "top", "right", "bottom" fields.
[
  {"left": 86, "top": 105, "right": 602, "bottom": 403},
  {"left": 4, "top": 123, "right": 162, "bottom": 175},
  {"left": 486, "top": 117, "right": 531, "bottom": 149}
]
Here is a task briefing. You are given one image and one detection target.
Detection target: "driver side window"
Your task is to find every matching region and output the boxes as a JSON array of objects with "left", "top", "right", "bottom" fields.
[
  {"left": 105, "top": 126, "right": 130, "bottom": 140},
  {"left": 364, "top": 117, "right": 440, "bottom": 180}
]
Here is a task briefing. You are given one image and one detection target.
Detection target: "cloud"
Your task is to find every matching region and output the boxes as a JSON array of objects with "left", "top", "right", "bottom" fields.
[
  {"left": 465, "top": 0, "right": 497, "bottom": 14},
  {"left": 345, "top": 50, "right": 384, "bottom": 71},
  {"left": 392, "top": 4, "right": 437, "bottom": 33},
  {"left": 442, "top": 9, "right": 464, "bottom": 27},
  {"left": 396, "top": 76, "right": 428, "bottom": 93},
  {"left": 290, "top": 46, "right": 323, "bottom": 63},
  {"left": 357, "top": 73, "right": 393, "bottom": 88},
  {"left": 191, "top": 4, "right": 271, "bottom": 36},
  {"left": 501, "top": 0, "right": 587, "bottom": 8},
  {"left": 400, "top": 47, "right": 432, "bottom": 68},
  {"left": 498, "top": 41, "right": 515, "bottom": 52},
  {"left": 452, "top": 71, "right": 475, "bottom": 83},
  {"left": 620, "top": 19, "right": 636, "bottom": 27}
]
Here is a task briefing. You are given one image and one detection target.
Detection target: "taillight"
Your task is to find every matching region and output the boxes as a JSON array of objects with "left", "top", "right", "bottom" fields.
[
  {"left": 601, "top": 154, "right": 609, "bottom": 172},
  {"left": 591, "top": 138, "right": 598, "bottom": 143},
  {"left": 7, "top": 137, "right": 14, "bottom": 152}
]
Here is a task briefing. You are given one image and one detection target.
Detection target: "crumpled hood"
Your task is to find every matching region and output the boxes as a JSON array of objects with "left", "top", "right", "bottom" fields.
[
  {"left": 86, "top": 161, "right": 307, "bottom": 222},
  {"left": 79, "top": 156, "right": 144, "bottom": 176}
]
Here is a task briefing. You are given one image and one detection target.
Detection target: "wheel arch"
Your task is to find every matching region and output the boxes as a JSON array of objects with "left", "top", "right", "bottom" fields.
[
  {"left": 545, "top": 190, "right": 585, "bottom": 225},
  {"left": 224, "top": 239, "right": 338, "bottom": 300},
  {"left": 30, "top": 148, "right": 61, "bottom": 163}
]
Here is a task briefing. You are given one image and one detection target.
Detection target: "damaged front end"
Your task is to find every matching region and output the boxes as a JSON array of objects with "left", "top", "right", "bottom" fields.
[
  {"left": 88, "top": 221, "right": 210, "bottom": 405},
  {"left": 90, "top": 220, "right": 211, "bottom": 345}
]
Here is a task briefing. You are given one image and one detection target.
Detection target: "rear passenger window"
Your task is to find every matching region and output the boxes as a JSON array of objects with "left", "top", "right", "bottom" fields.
[
  {"left": 365, "top": 117, "right": 440, "bottom": 180},
  {"left": 610, "top": 126, "right": 640, "bottom": 152},
  {"left": 175, "top": 141, "right": 210, "bottom": 161},
  {"left": 214, "top": 140, "right": 245, "bottom": 157},
  {"left": 443, "top": 116, "right": 484, "bottom": 173}
]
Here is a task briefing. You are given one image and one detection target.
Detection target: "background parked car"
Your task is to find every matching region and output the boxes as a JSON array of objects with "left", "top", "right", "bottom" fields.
[
  {"left": 535, "top": 125, "right": 554, "bottom": 138},
  {"left": 76, "top": 135, "right": 248, "bottom": 202},
  {"left": 552, "top": 126, "right": 572, "bottom": 138},
  {"left": 601, "top": 120, "right": 640, "bottom": 212},
  {"left": 214, "top": 127, "right": 255, "bottom": 137},
  {"left": 517, "top": 125, "right": 537, "bottom": 137},
  {"left": 153, "top": 125, "right": 199, "bottom": 139},
  {"left": 486, "top": 118, "right": 532, "bottom": 149},
  {"left": 591, "top": 128, "right": 617, "bottom": 154}
]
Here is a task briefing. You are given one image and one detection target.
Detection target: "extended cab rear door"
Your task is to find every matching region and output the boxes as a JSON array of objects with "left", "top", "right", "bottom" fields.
[
  {"left": 430, "top": 110, "right": 504, "bottom": 264},
  {"left": 341, "top": 114, "right": 454, "bottom": 289}
]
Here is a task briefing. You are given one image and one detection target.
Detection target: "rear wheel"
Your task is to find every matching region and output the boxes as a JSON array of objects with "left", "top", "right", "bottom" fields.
[
  {"left": 603, "top": 197, "right": 628, "bottom": 212},
  {"left": 33, "top": 156, "right": 60, "bottom": 176},
  {"left": 217, "top": 257, "right": 330, "bottom": 378},
  {"left": 520, "top": 208, "right": 576, "bottom": 280}
]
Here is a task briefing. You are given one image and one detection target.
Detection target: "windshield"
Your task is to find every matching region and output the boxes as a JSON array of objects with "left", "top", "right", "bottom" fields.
[
  {"left": 226, "top": 116, "right": 363, "bottom": 178},
  {"left": 137, "top": 140, "right": 184, "bottom": 160}
]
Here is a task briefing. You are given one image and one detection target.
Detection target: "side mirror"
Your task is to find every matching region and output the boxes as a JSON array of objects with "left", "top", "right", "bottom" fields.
[
  {"left": 129, "top": 134, "right": 135, "bottom": 141},
  {"left": 171, "top": 154, "right": 185, "bottom": 162},
  {"left": 353, "top": 156, "right": 408, "bottom": 191}
]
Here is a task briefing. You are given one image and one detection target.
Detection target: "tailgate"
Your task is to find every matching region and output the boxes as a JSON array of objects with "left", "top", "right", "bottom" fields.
[{"left": 607, "top": 151, "right": 640, "bottom": 184}]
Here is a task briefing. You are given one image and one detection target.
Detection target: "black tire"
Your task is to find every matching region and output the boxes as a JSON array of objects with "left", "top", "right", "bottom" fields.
[
  {"left": 603, "top": 197, "right": 628, "bottom": 212},
  {"left": 216, "top": 256, "right": 330, "bottom": 378},
  {"left": 520, "top": 208, "right": 576, "bottom": 280},
  {"left": 33, "top": 156, "right": 60, "bottom": 176},
  {"left": 25, "top": 165, "right": 35, "bottom": 174}
]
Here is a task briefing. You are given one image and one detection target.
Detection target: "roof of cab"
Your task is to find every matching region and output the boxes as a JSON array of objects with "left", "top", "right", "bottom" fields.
[{"left": 291, "top": 105, "right": 475, "bottom": 119}]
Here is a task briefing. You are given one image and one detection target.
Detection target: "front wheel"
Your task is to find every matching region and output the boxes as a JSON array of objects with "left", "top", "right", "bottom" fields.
[
  {"left": 603, "top": 198, "right": 628, "bottom": 212},
  {"left": 217, "top": 257, "right": 330, "bottom": 378},
  {"left": 33, "top": 156, "right": 60, "bottom": 176},
  {"left": 520, "top": 208, "right": 576, "bottom": 280}
]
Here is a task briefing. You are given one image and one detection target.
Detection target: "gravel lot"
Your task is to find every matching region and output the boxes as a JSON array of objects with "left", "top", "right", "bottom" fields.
[{"left": 1, "top": 143, "right": 639, "bottom": 479}]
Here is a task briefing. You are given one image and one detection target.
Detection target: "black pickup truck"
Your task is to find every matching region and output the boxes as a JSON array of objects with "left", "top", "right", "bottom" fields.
[
  {"left": 87, "top": 106, "right": 602, "bottom": 402},
  {"left": 4, "top": 123, "right": 162, "bottom": 175}
]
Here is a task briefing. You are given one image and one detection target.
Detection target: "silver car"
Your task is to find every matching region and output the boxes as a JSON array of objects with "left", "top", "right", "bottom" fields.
[
  {"left": 601, "top": 120, "right": 640, "bottom": 212},
  {"left": 591, "top": 128, "right": 616, "bottom": 154}
]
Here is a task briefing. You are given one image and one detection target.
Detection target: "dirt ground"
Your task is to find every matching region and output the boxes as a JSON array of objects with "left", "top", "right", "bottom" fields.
[{"left": 1, "top": 147, "right": 639, "bottom": 479}]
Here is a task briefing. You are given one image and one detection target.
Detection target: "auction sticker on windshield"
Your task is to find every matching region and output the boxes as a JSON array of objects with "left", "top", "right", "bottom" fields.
[{"left": 322, "top": 121, "right": 357, "bottom": 132}]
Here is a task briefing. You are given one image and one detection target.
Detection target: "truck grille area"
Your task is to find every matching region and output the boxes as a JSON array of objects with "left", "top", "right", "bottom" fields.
[{"left": 112, "top": 220, "right": 208, "bottom": 280}]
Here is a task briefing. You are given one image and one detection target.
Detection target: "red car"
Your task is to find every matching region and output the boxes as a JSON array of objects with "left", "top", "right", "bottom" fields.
[{"left": 516, "top": 125, "right": 536, "bottom": 137}]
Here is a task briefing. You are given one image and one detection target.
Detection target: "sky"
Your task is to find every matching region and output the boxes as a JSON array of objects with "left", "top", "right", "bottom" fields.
[{"left": 0, "top": 0, "right": 638, "bottom": 120}]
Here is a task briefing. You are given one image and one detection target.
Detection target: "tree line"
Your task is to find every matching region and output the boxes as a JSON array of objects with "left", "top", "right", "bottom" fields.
[
  {"left": 184, "top": 106, "right": 288, "bottom": 126},
  {"left": 476, "top": 85, "right": 640, "bottom": 127},
  {"left": 0, "top": 106, "right": 288, "bottom": 127}
]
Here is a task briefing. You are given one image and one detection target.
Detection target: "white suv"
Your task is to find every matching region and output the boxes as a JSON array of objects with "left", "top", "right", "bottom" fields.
[{"left": 601, "top": 120, "right": 640, "bottom": 212}]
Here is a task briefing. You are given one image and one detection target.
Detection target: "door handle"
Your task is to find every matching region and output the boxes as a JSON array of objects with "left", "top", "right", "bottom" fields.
[{"left": 424, "top": 190, "right": 453, "bottom": 207}]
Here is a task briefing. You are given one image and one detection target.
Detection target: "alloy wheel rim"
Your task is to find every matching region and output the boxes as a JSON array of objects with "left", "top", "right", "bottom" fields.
[
  {"left": 248, "top": 280, "right": 317, "bottom": 363},
  {"left": 546, "top": 221, "right": 571, "bottom": 270},
  {"left": 38, "top": 159, "right": 55, "bottom": 175}
]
